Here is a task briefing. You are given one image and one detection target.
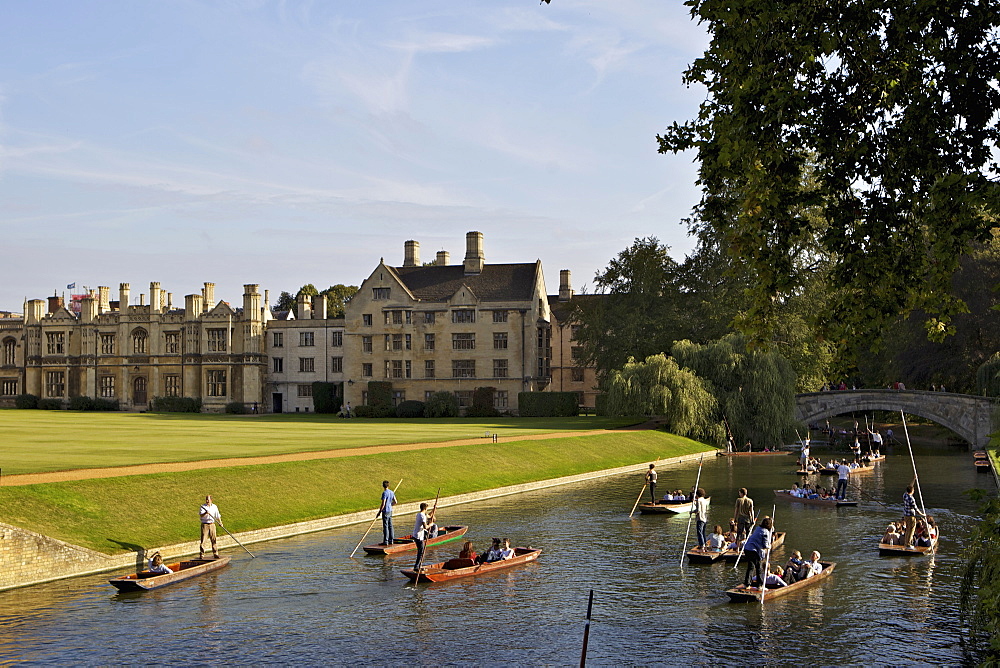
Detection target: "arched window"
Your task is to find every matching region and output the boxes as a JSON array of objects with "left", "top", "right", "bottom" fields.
[
  {"left": 1, "top": 337, "right": 15, "bottom": 366},
  {"left": 132, "top": 328, "right": 148, "bottom": 354}
]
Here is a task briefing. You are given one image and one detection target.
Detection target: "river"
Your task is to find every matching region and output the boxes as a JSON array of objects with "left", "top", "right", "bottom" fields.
[{"left": 0, "top": 446, "right": 986, "bottom": 665}]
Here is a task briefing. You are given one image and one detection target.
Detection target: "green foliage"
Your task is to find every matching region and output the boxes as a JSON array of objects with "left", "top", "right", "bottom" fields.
[
  {"left": 273, "top": 291, "right": 295, "bottom": 313},
  {"left": 366, "top": 381, "right": 394, "bottom": 417},
  {"left": 151, "top": 396, "right": 202, "bottom": 413},
  {"left": 518, "top": 392, "right": 579, "bottom": 417},
  {"left": 320, "top": 284, "right": 359, "bottom": 317},
  {"left": 466, "top": 386, "right": 499, "bottom": 418},
  {"left": 37, "top": 399, "right": 63, "bottom": 410},
  {"left": 68, "top": 396, "right": 119, "bottom": 412},
  {"left": 14, "top": 394, "right": 38, "bottom": 409},
  {"left": 311, "top": 382, "right": 341, "bottom": 414},
  {"left": 662, "top": 1, "right": 1000, "bottom": 346},
  {"left": 605, "top": 353, "right": 723, "bottom": 445},
  {"left": 671, "top": 334, "right": 799, "bottom": 449},
  {"left": 395, "top": 400, "right": 425, "bottom": 418},
  {"left": 225, "top": 401, "right": 248, "bottom": 414},
  {"left": 961, "top": 489, "right": 1000, "bottom": 663},
  {"left": 424, "top": 391, "right": 459, "bottom": 418},
  {"left": 351, "top": 405, "right": 376, "bottom": 418},
  {"left": 978, "top": 353, "right": 1000, "bottom": 398},
  {"left": 594, "top": 393, "right": 607, "bottom": 417}
]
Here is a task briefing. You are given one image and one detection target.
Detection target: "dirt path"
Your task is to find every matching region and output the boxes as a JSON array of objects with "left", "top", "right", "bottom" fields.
[{"left": 2, "top": 427, "right": 649, "bottom": 487}]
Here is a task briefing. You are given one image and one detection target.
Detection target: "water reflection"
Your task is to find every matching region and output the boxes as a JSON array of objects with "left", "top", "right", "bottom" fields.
[{"left": 0, "top": 452, "right": 983, "bottom": 664}]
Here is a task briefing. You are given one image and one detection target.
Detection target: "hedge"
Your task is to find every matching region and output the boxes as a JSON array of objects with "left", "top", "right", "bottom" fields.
[
  {"left": 68, "top": 396, "right": 120, "bottom": 411},
  {"left": 466, "top": 386, "right": 499, "bottom": 418},
  {"left": 14, "top": 394, "right": 39, "bottom": 409},
  {"left": 517, "top": 392, "right": 579, "bottom": 417},
  {"left": 367, "top": 381, "right": 394, "bottom": 417},
  {"left": 424, "top": 391, "right": 459, "bottom": 418},
  {"left": 312, "top": 382, "right": 342, "bottom": 414},
  {"left": 395, "top": 400, "right": 425, "bottom": 418},
  {"left": 151, "top": 396, "right": 203, "bottom": 413}
]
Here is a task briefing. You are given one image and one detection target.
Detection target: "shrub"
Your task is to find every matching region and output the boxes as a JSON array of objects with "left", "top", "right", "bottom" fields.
[
  {"left": 14, "top": 394, "right": 39, "bottom": 409},
  {"left": 151, "top": 396, "right": 202, "bottom": 413},
  {"left": 38, "top": 398, "right": 64, "bottom": 410},
  {"left": 424, "top": 391, "right": 459, "bottom": 418},
  {"left": 367, "top": 381, "right": 394, "bottom": 417},
  {"left": 466, "top": 386, "right": 499, "bottom": 418},
  {"left": 517, "top": 392, "right": 579, "bottom": 417},
  {"left": 352, "top": 404, "right": 376, "bottom": 418},
  {"left": 225, "top": 401, "right": 248, "bottom": 414},
  {"left": 395, "top": 400, "right": 425, "bottom": 418},
  {"left": 595, "top": 393, "right": 607, "bottom": 416},
  {"left": 93, "top": 398, "right": 120, "bottom": 411},
  {"left": 312, "top": 382, "right": 342, "bottom": 414},
  {"left": 68, "top": 396, "right": 95, "bottom": 411}
]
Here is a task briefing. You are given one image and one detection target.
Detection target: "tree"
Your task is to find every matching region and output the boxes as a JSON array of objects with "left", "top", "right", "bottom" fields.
[
  {"left": 321, "top": 284, "right": 358, "bottom": 317},
  {"left": 661, "top": 1, "right": 1000, "bottom": 346},
  {"left": 273, "top": 291, "right": 295, "bottom": 313}
]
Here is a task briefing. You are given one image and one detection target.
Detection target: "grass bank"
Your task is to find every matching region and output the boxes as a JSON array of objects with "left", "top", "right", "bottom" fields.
[
  {"left": 0, "top": 410, "right": 639, "bottom": 475},
  {"left": 0, "top": 430, "right": 712, "bottom": 553}
]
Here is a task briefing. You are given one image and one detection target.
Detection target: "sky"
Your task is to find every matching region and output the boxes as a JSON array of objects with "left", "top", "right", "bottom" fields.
[{"left": 0, "top": 0, "right": 710, "bottom": 311}]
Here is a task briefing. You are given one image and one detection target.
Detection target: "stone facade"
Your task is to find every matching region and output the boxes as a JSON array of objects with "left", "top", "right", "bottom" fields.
[{"left": 548, "top": 271, "right": 600, "bottom": 410}]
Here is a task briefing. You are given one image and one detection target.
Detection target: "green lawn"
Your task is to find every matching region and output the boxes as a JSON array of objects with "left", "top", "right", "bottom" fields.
[
  {"left": 0, "top": 410, "right": 641, "bottom": 475},
  {"left": 0, "top": 429, "right": 712, "bottom": 553}
]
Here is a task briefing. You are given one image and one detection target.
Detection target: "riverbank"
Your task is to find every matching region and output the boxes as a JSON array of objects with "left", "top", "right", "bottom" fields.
[{"left": 0, "top": 430, "right": 714, "bottom": 591}]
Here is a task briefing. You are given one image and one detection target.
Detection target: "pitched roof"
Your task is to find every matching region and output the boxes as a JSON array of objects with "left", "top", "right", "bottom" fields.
[
  {"left": 547, "top": 293, "right": 604, "bottom": 322},
  {"left": 392, "top": 263, "right": 540, "bottom": 302}
]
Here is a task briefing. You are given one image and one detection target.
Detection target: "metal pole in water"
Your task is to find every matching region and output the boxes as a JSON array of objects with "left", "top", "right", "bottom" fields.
[{"left": 579, "top": 589, "right": 594, "bottom": 667}]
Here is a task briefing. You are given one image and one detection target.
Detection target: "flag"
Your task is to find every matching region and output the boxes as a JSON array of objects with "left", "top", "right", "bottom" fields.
[{"left": 67, "top": 282, "right": 76, "bottom": 289}]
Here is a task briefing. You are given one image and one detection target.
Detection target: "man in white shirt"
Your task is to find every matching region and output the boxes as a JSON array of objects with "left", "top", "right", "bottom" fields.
[
  {"left": 835, "top": 462, "right": 851, "bottom": 500},
  {"left": 199, "top": 495, "right": 221, "bottom": 559},
  {"left": 412, "top": 502, "right": 433, "bottom": 571}
]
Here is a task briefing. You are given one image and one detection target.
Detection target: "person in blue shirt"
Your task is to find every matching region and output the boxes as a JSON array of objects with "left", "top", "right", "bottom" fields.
[
  {"left": 741, "top": 516, "right": 774, "bottom": 587},
  {"left": 376, "top": 480, "right": 397, "bottom": 546}
]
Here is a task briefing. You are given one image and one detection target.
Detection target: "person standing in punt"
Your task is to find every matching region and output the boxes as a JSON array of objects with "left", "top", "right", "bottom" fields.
[
  {"left": 835, "top": 460, "right": 851, "bottom": 500},
  {"left": 694, "top": 488, "right": 710, "bottom": 548},
  {"left": 741, "top": 516, "right": 773, "bottom": 587},
  {"left": 733, "top": 488, "right": 755, "bottom": 542},
  {"left": 376, "top": 480, "right": 397, "bottom": 546},
  {"left": 645, "top": 463, "right": 658, "bottom": 503},
  {"left": 199, "top": 495, "right": 221, "bottom": 559},
  {"left": 902, "top": 484, "right": 925, "bottom": 547},
  {"left": 412, "top": 502, "right": 433, "bottom": 571}
]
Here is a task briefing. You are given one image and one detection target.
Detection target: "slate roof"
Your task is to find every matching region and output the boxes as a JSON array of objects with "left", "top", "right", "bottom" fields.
[
  {"left": 547, "top": 293, "right": 604, "bottom": 323},
  {"left": 392, "top": 263, "right": 540, "bottom": 302}
]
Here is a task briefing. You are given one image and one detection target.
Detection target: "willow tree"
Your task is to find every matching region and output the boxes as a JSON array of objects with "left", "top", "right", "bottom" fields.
[
  {"left": 671, "top": 334, "right": 799, "bottom": 449},
  {"left": 977, "top": 353, "right": 1000, "bottom": 398},
  {"left": 605, "top": 354, "right": 724, "bottom": 445}
]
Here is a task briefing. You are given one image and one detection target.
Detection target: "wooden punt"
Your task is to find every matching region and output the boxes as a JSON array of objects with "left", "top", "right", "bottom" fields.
[
  {"left": 795, "top": 469, "right": 820, "bottom": 476},
  {"left": 109, "top": 556, "right": 230, "bottom": 591},
  {"left": 725, "top": 561, "right": 836, "bottom": 602},
  {"left": 973, "top": 450, "right": 988, "bottom": 459},
  {"left": 879, "top": 536, "right": 938, "bottom": 556},
  {"left": 638, "top": 497, "right": 710, "bottom": 515},
  {"left": 400, "top": 547, "right": 541, "bottom": 583},
  {"left": 716, "top": 450, "right": 792, "bottom": 457},
  {"left": 688, "top": 532, "right": 788, "bottom": 564},
  {"left": 975, "top": 459, "right": 991, "bottom": 473},
  {"left": 362, "top": 525, "right": 468, "bottom": 555},
  {"left": 721, "top": 532, "right": 786, "bottom": 562},
  {"left": 773, "top": 490, "right": 858, "bottom": 507}
]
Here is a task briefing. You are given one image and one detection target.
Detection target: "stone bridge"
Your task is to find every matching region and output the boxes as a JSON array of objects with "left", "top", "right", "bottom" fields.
[{"left": 794, "top": 389, "right": 996, "bottom": 449}]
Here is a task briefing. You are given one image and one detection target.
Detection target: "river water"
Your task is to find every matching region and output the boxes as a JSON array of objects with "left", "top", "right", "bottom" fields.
[{"left": 0, "top": 447, "right": 987, "bottom": 666}]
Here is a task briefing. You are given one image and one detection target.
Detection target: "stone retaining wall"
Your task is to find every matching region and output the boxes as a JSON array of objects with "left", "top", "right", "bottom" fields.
[{"left": 0, "top": 452, "right": 706, "bottom": 591}]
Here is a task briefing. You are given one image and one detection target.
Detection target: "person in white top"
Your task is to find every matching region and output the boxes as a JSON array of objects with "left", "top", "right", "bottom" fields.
[
  {"left": 800, "top": 551, "right": 823, "bottom": 579},
  {"left": 835, "top": 461, "right": 851, "bottom": 500},
  {"left": 412, "top": 502, "right": 433, "bottom": 571},
  {"left": 694, "top": 488, "right": 710, "bottom": 548},
  {"left": 705, "top": 525, "right": 727, "bottom": 550},
  {"left": 498, "top": 538, "right": 516, "bottom": 560},
  {"left": 199, "top": 495, "right": 221, "bottom": 559},
  {"left": 147, "top": 551, "right": 172, "bottom": 575}
]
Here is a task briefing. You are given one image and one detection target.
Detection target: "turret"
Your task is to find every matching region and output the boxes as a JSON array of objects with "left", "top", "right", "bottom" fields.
[
  {"left": 464, "top": 231, "right": 484, "bottom": 275},
  {"left": 404, "top": 240, "right": 420, "bottom": 267}
]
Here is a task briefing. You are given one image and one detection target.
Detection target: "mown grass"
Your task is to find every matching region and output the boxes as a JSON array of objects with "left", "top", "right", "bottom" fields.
[
  {"left": 0, "top": 430, "right": 713, "bottom": 553},
  {"left": 0, "top": 410, "right": 640, "bottom": 475}
]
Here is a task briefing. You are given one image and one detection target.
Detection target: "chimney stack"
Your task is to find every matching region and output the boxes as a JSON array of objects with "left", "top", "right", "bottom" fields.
[
  {"left": 243, "top": 284, "right": 262, "bottom": 322},
  {"left": 150, "top": 282, "right": 162, "bottom": 311},
  {"left": 297, "top": 293, "right": 312, "bottom": 320},
  {"left": 559, "top": 270, "right": 574, "bottom": 301},
  {"left": 464, "top": 231, "right": 484, "bottom": 275},
  {"left": 185, "top": 294, "right": 203, "bottom": 320},
  {"left": 26, "top": 299, "right": 45, "bottom": 324},
  {"left": 436, "top": 250, "right": 450, "bottom": 266},
  {"left": 403, "top": 240, "right": 420, "bottom": 267},
  {"left": 98, "top": 286, "right": 111, "bottom": 313},
  {"left": 47, "top": 293, "right": 63, "bottom": 314},
  {"left": 202, "top": 282, "right": 215, "bottom": 312},
  {"left": 312, "top": 295, "right": 327, "bottom": 320},
  {"left": 119, "top": 283, "right": 130, "bottom": 310}
]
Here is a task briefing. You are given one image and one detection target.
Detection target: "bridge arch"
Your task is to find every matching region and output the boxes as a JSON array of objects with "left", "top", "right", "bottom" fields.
[{"left": 794, "top": 389, "right": 995, "bottom": 449}]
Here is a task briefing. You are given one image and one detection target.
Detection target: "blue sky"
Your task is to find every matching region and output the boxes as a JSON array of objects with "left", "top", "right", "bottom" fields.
[{"left": 0, "top": 0, "right": 708, "bottom": 310}]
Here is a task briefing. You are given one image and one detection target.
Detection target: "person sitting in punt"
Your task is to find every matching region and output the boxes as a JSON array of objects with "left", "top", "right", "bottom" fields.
[
  {"left": 883, "top": 522, "right": 902, "bottom": 545},
  {"left": 724, "top": 520, "right": 740, "bottom": 550},
  {"left": 478, "top": 538, "right": 502, "bottom": 563},
  {"left": 799, "top": 551, "right": 823, "bottom": 579},
  {"left": 764, "top": 565, "right": 788, "bottom": 588},
  {"left": 705, "top": 525, "right": 727, "bottom": 551},
  {"left": 782, "top": 551, "right": 804, "bottom": 584},
  {"left": 498, "top": 538, "right": 516, "bottom": 560},
  {"left": 147, "top": 552, "right": 172, "bottom": 575},
  {"left": 914, "top": 520, "right": 933, "bottom": 547},
  {"left": 458, "top": 540, "right": 477, "bottom": 562},
  {"left": 427, "top": 523, "right": 440, "bottom": 539},
  {"left": 927, "top": 516, "right": 938, "bottom": 541}
]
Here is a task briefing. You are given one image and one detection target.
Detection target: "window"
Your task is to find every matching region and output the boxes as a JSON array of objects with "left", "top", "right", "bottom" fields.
[
  {"left": 571, "top": 346, "right": 584, "bottom": 363},
  {"left": 391, "top": 310, "right": 404, "bottom": 325},
  {"left": 2, "top": 338, "right": 15, "bottom": 365},
  {"left": 273, "top": 357, "right": 284, "bottom": 373},
  {"left": 164, "top": 332, "right": 180, "bottom": 354},
  {"left": 425, "top": 360, "right": 435, "bottom": 378},
  {"left": 207, "top": 370, "right": 227, "bottom": 397},
  {"left": 384, "top": 334, "right": 391, "bottom": 352},
  {"left": 493, "top": 310, "right": 508, "bottom": 323},
  {"left": 390, "top": 360, "right": 403, "bottom": 379},
  {"left": 331, "top": 331, "right": 343, "bottom": 347},
  {"left": 495, "top": 390, "right": 508, "bottom": 409},
  {"left": 405, "top": 311, "right": 412, "bottom": 324},
  {"left": 392, "top": 390, "right": 406, "bottom": 406},
  {"left": 164, "top": 375, "right": 181, "bottom": 397},
  {"left": 424, "top": 334, "right": 435, "bottom": 351},
  {"left": 405, "top": 334, "right": 411, "bottom": 351},
  {"left": 405, "top": 360, "right": 412, "bottom": 378},
  {"left": 2, "top": 379, "right": 18, "bottom": 395},
  {"left": 452, "top": 360, "right": 476, "bottom": 378},
  {"left": 452, "top": 309, "right": 475, "bottom": 323},
  {"left": 372, "top": 287, "right": 391, "bottom": 300},
  {"left": 46, "top": 371, "right": 65, "bottom": 397},
  {"left": 452, "top": 333, "right": 475, "bottom": 350},
  {"left": 100, "top": 376, "right": 116, "bottom": 398},
  {"left": 272, "top": 331, "right": 284, "bottom": 347},
  {"left": 361, "top": 390, "right": 369, "bottom": 405},
  {"left": 331, "top": 356, "right": 343, "bottom": 373},
  {"left": 100, "top": 334, "right": 115, "bottom": 355},
  {"left": 299, "top": 357, "right": 315, "bottom": 373},
  {"left": 493, "top": 333, "right": 508, "bottom": 349},
  {"left": 424, "top": 390, "right": 434, "bottom": 401},
  {"left": 571, "top": 325, "right": 582, "bottom": 340},
  {"left": 46, "top": 332, "right": 66, "bottom": 354},
  {"left": 362, "top": 363, "right": 373, "bottom": 377},
  {"left": 392, "top": 334, "right": 403, "bottom": 351},
  {"left": 455, "top": 390, "right": 473, "bottom": 407},
  {"left": 572, "top": 367, "right": 585, "bottom": 382},
  {"left": 298, "top": 384, "right": 313, "bottom": 397},
  {"left": 362, "top": 314, "right": 372, "bottom": 327},
  {"left": 132, "top": 329, "right": 147, "bottom": 354},
  {"left": 299, "top": 332, "right": 315, "bottom": 347},
  {"left": 207, "top": 328, "right": 227, "bottom": 352},
  {"left": 423, "top": 312, "right": 436, "bottom": 324},
  {"left": 493, "top": 359, "right": 508, "bottom": 378},
  {"left": 362, "top": 336, "right": 373, "bottom": 353}
]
